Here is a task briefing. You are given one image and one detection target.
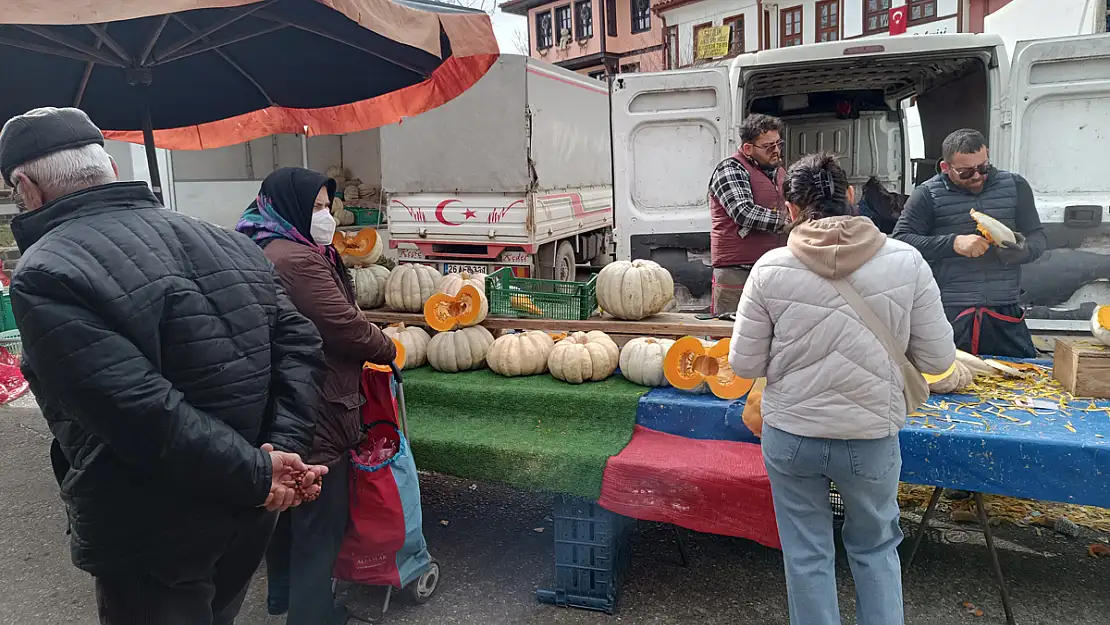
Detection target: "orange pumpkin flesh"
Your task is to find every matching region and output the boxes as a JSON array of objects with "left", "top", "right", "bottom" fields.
[
  {"left": 345, "top": 228, "right": 378, "bottom": 257},
  {"left": 1098, "top": 306, "right": 1110, "bottom": 331},
  {"left": 423, "top": 285, "right": 485, "bottom": 332},
  {"left": 332, "top": 231, "right": 347, "bottom": 253},
  {"left": 365, "top": 337, "right": 406, "bottom": 372},
  {"left": 663, "top": 336, "right": 754, "bottom": 400}
]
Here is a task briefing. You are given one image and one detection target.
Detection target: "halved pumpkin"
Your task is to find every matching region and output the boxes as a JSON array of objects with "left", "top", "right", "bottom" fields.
[
  {"left": 663, "top": 336, "right": 754, "bottom": 400},
  {"left": 547, "top": 332, "right": 568, "bottom": 342},
  {"left": 365, "top": 337, "right": 406, "bottom": 372},
  {"left": 423, "top": 284, "right": 489, "bottom": 332},
  {"left": 343, "top": 228, "right": 379, "bottom": 257}
]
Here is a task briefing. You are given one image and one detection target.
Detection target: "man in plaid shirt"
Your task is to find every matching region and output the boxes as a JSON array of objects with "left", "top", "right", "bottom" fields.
[{"left": 707, "top": 114, "right": 789, "bottom": 314}]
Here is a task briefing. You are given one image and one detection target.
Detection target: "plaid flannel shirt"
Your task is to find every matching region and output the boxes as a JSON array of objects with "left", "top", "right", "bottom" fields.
[{"left": 708, "top": 157, "right": 788, "bottom": 238}]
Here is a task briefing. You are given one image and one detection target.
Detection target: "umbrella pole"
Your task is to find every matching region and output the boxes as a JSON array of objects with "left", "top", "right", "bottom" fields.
[
  {"left": 140, "top": 98, "right": 164, "bottom": 205},
  {"left": 126, "top": 69, "right": 163, "bottom": 205}
]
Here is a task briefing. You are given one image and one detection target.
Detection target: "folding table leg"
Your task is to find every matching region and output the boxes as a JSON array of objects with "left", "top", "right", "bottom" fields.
[
  {"left": 902, "top": 485, "right": 944, "bottom": 570},
  {"left": 974, "top": 492, "right": 1016, "bottom": 625}
]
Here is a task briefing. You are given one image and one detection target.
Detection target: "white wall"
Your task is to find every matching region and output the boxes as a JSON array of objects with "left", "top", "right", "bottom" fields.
[
  {"left": 663, "top": 0, "right": 759, "bottom": 67},
  {"left": 664, "top": 0, "right": 961, "bottom": 65},
  {"left": 984, "top": 0, "right": 1098, "bottom": 57}
]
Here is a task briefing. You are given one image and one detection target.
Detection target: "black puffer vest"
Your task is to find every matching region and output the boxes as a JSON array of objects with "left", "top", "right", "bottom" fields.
[{"left": 923, "top": 170, "right": 1021, "bottom": 307}]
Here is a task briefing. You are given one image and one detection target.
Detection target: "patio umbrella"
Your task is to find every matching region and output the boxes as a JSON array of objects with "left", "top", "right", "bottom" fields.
[{"left": 0, "top": 0, "right": 499, "bottom": 199}]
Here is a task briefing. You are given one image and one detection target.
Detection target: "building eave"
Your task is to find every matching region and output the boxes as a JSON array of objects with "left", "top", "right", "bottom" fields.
[{"left": 500, "top": 0, "right": 549, "bottom": 16}]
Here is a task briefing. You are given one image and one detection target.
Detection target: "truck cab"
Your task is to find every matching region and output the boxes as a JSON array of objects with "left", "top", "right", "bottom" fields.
[{"left": 611, "top": 33, "right": 1110, "bottom": 329}]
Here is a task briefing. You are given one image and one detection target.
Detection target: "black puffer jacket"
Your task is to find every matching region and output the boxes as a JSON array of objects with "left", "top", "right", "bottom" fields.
[{"left": 9, "top": 182, "right": 325, "bottom": 576}]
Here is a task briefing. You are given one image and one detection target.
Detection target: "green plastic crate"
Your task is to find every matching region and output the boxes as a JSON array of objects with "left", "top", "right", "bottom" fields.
[
  {"left": 485, "top": 267, "right": 597, "bottom": 321},
  {"left": 0, "top": 290, "right": 14, "bottom": 332},
  {"left": 349, "top": 207, "right": 382, "bottom": 227}
]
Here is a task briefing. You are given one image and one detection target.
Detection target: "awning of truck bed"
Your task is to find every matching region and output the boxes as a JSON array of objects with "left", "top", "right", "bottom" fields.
[{"left": 0, "top": 0, "right": 500, "bottom": 150}]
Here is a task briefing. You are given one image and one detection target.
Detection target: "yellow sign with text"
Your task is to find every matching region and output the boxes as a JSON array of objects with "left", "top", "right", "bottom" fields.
[{"left": 696, "top": 25, "right": 731, "bottom": 60}]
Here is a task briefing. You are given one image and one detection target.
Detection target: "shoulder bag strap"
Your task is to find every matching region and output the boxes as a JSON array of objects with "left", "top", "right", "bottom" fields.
[{"left": 828, "top": 278, "right": 911, "bottom": 368}]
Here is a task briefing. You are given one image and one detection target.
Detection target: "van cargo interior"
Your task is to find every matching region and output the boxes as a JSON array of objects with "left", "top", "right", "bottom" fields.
[{"left": 745, "top": 51, "right": 991, "bottom": 191}]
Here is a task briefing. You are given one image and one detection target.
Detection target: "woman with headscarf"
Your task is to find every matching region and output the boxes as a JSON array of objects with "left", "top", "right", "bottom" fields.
[{"left": 237, "top": 167, "right": 395, "bottom": 625}]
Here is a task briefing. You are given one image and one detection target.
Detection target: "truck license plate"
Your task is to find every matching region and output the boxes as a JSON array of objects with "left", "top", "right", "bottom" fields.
[{"left": 443, "top": 263, "right": 487, "bottom": 275}]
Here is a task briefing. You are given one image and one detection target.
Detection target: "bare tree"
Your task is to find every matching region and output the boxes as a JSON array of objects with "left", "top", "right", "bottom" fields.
[
  {"left": 510, "top": 29, "right": 530, "bottom": 55},
  {"left": 442, "top": 0, "right": 500, "bottom": 13}
]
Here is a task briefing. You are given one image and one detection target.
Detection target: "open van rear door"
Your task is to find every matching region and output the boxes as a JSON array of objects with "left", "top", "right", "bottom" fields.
[
  {"left": 610, "top": 68, "right": 731, "bottom": 308},
  {"left": 1006, "top": 34, "right": 1110, "bottom": 330},
  {"left": 610, "top": 68, "right": 731, "bottom": 261}
]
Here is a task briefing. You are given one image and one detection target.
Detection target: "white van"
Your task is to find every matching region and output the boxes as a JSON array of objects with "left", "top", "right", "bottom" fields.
[{"left": 611, "top": 33, "right": 1110, "bottom": 330}]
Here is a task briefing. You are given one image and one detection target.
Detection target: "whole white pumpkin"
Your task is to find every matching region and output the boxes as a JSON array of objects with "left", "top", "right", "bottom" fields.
[
  {"left": 427, "top": 325, "right": 495, "bottom": 373},
  {"left": 382, "top": 323, "right": 431, "bottom": 369},
  {"left": 548, "top": 331, "right": 620, "bottom": 384},
  {"left": 619, "top": 337, "right": 675, "bottom": 387},
  {"left": 1092, "top": 305, "right": 1110, "bottom": 347},
  {"left": 351, "top": 265, "right": 391, "bottom": 309},
  {"left": 385, "top": 263, "right": 441, "bottom": 312},
  {"left": 487, "top": 331, "right": 555, "bottom": 377},
  {"left": 596, "top": 260, "right": 675, "bottom": 321},
  {"left": 438, "top": 271, "right": 487, "bottom": 296}
]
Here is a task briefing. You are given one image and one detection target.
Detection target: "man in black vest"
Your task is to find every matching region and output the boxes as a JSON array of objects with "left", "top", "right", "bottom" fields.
[{"left": 894, "top": 129, "right": 1046, "bottom": 358}]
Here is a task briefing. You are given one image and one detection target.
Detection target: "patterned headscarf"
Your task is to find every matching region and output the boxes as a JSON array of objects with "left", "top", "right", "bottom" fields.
[{"left": 236, "top": 167, "right": 341, "bottom": 267}]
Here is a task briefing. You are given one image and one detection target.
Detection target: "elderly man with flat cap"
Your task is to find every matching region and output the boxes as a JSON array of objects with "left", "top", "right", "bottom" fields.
[{"left": 1, "top": 107, "right": 330, "bottom": 624}]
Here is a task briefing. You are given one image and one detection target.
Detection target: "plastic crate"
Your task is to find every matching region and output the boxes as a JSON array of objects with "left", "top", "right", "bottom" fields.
[
  {"left": 486, "top": 267, "right": 597, "bottom": 321},
  {"left": 0, "top": 329, "right": 21, "bottom": 356},
  {"left": 349, "top": 207, "right": 383, "bottom": 227},
  {"left": 830, "top": 482, "right": 845, "bottom": 521},
  {"left": 0, "top": 290, "right": 14, "bottom": 332},
  {"left": 536, "top": 495, "right": 633, "bottom": 614}
]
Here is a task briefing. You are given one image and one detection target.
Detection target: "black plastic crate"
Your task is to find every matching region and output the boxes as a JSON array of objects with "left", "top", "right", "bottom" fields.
[
  {"left": 830, "top": 482, "right": 845, "bottom": 521},
  {"left": 536, "top": 495, "right": 633, "bottom": 614}
]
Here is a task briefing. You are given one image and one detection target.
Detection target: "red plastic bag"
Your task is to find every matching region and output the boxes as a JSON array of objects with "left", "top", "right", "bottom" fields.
[{"left": 0, "top": 346, "right": 28, "bottom": 404}]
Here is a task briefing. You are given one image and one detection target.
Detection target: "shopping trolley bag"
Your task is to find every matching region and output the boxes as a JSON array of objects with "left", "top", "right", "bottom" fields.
[{"left": 334, "top": 367, "right": 431, "bottom": 589}]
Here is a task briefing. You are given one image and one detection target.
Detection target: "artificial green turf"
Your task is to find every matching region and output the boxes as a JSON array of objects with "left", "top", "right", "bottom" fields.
[{"left": 400, "top": 367, "right": 647, "bottom": 499}]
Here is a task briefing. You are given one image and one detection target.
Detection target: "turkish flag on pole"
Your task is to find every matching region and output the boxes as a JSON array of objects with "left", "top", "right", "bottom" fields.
[{"left": 889, "top": 6, "right": 908, "bottom": 36}]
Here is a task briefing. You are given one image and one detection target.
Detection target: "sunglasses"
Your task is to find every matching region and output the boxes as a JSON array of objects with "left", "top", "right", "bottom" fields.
[
  {"left": 951, "top": 162, "right": 991, "bottom": 180},
  {"left": 753, "top": 140, "right": 785, "bottom": 152}
]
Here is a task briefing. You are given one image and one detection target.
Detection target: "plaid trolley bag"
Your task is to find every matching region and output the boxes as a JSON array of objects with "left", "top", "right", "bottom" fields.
[{"left": 333, "top": 363, "right": 440, "bottom": 616}]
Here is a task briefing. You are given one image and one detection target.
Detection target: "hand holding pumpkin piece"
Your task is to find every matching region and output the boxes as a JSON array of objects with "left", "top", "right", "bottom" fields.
[
  {"left": 382, "top": 323, "right": 431, "bottom": 369},
  {"left": 364, "top": 337, "right": 406, "bottom": 373},
  {"left": 969, "top": 209, "right": 1018, "bottom": 247},
  {"left": 663, "top": 337, "right": 754, "bottom": 400}
]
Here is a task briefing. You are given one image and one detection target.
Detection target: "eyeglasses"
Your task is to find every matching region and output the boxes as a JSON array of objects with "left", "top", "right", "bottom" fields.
[
  {"left": 753, "top": 140, "right": 785, "bottom": 152},
  {"left": 952, "top": 162, "right": 991, "bottom": 180}
]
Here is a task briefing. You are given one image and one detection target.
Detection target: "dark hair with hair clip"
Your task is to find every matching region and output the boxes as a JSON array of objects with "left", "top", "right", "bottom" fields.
[{"left": 782, "top": 152, "right": 854, "bottom": 228}]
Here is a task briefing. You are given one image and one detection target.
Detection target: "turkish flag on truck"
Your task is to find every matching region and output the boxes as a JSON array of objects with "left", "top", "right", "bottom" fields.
[{"left": 889, "top": 6, "right": 908, "bottom": 35}]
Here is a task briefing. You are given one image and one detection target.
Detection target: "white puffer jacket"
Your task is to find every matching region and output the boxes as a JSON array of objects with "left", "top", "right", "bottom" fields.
[{"left": 729, "top": 216, "right": 955, "bottom": 440}]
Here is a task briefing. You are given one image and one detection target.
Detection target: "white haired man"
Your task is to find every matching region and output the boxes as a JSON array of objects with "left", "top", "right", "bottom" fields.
[{"left": 1, "top": 107, "right": 329, "bottom": 625}]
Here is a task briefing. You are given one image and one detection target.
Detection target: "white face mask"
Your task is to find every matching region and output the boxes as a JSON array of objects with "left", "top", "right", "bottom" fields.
[{"left": 310, "top": 209, "right": 337, "bottom": 245}]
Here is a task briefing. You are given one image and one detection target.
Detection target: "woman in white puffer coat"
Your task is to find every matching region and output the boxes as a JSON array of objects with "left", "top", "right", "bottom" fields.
[{"left": 729, "top": 152, "right": 955, "bottom": 625}]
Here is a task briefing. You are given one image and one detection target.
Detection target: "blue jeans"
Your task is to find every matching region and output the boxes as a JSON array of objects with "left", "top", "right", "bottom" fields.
[{"left": 762, "top": 426, "right": 905, "bottom": 625}]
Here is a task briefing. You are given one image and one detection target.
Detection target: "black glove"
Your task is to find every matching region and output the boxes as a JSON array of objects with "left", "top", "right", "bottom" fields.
[{"left": 995, "top": 232, "right": 1028, "bottom": 266}]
